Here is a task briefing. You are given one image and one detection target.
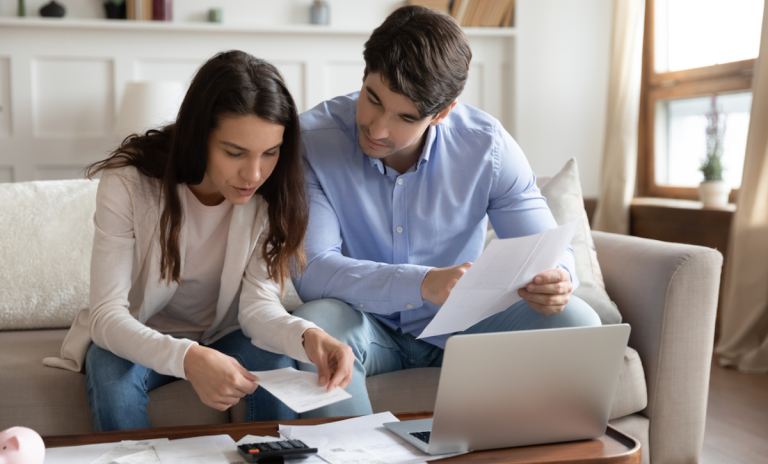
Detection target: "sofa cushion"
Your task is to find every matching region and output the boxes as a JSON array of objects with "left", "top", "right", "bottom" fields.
[
  {"left": 364, "top": 346, "right": 647, "bottom": 420},
  {"left": 0, "top": 180, "right": 98, "bottom": 330},
  {"left": 0, "top": 330, "right": 228, "bottom": 436}
]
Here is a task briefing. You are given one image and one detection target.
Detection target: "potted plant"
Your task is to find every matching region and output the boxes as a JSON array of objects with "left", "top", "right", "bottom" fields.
[{"left": 698, "top": 95, "right": 730, "bottom": 207}]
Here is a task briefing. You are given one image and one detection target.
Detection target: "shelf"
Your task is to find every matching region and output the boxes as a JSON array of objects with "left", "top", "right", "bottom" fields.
[{"left": 0, "top": 17, "right": 516, "bottom": 37}]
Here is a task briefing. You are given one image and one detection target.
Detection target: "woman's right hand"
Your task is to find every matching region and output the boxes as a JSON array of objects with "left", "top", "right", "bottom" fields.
[{"left": 183, "top": 344, "right": 259, "bottom": 411}]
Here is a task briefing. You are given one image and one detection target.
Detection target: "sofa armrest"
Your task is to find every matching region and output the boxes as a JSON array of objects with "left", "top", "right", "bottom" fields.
[{"left": 592, "top": 231, "right": 722, "bottom": 464}]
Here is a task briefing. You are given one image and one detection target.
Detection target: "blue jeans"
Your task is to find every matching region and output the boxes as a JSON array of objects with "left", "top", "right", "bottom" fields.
[
  {"left": 293, "top": 296, "right": 601, "bottom": 418},
  {"left": 85, "top": 329, "right": 297, "bottom": 431}
]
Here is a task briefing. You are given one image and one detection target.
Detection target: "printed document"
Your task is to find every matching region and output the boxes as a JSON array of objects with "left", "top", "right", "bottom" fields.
[
  {"left": 250, "top": 367, "right": 352, "bottom": 413},
  {"left": 418, "top": 217, "right": 581, "bottom": 339}
]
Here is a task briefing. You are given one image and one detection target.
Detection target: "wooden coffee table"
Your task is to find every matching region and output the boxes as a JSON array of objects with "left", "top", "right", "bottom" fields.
[{"left": 43, "top": 412, "right": 641, "bottom": 463}]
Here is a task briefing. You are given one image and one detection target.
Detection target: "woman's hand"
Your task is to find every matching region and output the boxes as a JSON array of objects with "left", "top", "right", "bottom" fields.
[
  {"left": 183, "top": 344, "right": 260, "bottom": 411},
  {"left": 302, "top": 329, "right": 355, "bottom": 391}
]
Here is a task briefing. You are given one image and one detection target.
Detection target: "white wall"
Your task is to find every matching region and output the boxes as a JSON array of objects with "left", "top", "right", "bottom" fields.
[
  {"left": 515, "top": 0, "right": 613, "bottom": 198},
  {"left": 2, "top": 0, "right": 405, "bottom": 29}
]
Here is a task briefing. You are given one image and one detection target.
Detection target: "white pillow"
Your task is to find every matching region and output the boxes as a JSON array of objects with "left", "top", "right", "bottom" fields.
[
  {"left": 0, "top": 179, "right": 98, "bottom": 329},
  {"left": 538, "top": 158, "right": 620, "bottom": 324}
]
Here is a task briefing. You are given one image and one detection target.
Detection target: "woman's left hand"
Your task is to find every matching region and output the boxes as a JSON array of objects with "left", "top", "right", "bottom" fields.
[{"left": 301, "top": 328, "right": 355, "bottom": 391}]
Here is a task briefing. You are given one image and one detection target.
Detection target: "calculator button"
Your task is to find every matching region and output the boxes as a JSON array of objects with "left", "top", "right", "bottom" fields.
[
  {"left": 266, "top": 442, "right": 281, "bottom": 450},
  {"left": 277, "top": 441, "right": 292, "bottom": 449},
  {"left": 288, "top": 439, "right": 306, "bottom": 448}
]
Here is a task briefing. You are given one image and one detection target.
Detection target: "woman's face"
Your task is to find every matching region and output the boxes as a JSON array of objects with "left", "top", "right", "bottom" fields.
[{"left": 190, "top": 114, "right": 284, "bottom": 206}]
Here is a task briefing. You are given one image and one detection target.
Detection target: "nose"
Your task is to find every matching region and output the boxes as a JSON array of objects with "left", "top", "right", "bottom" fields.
[
  {"left": 368, "top": 114, "right": 389, "bottom": 141},
  {"left": 241, "top": 156, "right": 261, "bottom": 186}
]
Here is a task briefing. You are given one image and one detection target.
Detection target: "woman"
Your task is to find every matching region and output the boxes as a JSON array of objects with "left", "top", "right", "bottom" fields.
[{"left": 43, "top": 50, "right": 354, "bottom": 431}]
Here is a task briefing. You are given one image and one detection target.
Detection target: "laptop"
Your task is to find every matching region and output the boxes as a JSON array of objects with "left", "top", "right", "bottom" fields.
[{"left": 383, "top": 324, "right": 630, "bottom": 455}]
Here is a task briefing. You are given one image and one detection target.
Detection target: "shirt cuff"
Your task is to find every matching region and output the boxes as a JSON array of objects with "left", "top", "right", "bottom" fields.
[
  {"left": 176, "top": 339, "right": 200, "bottom": 380},
  {"left": 390, "top": 264, "right": 432, "bottom": 312}
]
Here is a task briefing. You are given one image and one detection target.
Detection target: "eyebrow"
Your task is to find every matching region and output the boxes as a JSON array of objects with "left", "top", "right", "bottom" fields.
[
  {"left": 221, "top": 141, "right": 282, "bottom": 152},
  {"left": 366, "top": 86, "right": 426, "bottom": 122}
]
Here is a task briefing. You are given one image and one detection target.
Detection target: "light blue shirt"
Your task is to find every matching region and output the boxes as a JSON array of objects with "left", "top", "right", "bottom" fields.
[{"left": 293, "top": 93, "right": 578, "bottom": 348}]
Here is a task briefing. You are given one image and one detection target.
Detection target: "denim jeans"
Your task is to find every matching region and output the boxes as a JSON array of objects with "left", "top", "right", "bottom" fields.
[
  {"left": 85, "top": 329, "right": 297, "bottom": 431},
  {"left": 292, "top": 296, "right": 601, "bottom": 418}
]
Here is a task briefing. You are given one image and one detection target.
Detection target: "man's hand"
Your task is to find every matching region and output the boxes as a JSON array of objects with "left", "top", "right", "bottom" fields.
[
  {"left": 421, "top": 262, "right": 472, "bottom": 306},
  {"left": 183, "top": 344, "right": 259, "bottom": 411},
  {"left": 302, "top": 329, "right": 355, "bottom": 391},
  {"left": 517, "top": 268, "right": 573, "bottom": 316}
]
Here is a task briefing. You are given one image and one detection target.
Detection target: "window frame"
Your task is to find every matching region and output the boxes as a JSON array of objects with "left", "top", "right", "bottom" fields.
[{"left": 637, "top": 0, "right": 755, "bottom": 202}]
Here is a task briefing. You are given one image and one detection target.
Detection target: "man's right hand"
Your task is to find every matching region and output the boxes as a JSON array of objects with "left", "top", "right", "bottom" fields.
[
  {"left": 420, "top": 262, "right": 472, "bottom": 306},
  {"left": 183, "top": 344, "right": 259, "bottom": 411}
]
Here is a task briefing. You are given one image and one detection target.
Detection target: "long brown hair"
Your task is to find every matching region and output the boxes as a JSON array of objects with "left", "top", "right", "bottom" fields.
[{"left": 87, "top": 50, "right": 308, "bottom": 290}]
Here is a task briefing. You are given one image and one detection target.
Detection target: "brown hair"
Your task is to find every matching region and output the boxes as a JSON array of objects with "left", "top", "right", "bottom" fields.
[
  {"left": 87, "top": 50, "right": 308, "bottom": 290},
  {"left": 363, "top": 5, "right": 472, "bottom": 118}
]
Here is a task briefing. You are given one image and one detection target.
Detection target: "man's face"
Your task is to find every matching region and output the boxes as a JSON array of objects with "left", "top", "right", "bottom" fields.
[{"left": 355, "top": 72, "right": 435, "bottom": 160}]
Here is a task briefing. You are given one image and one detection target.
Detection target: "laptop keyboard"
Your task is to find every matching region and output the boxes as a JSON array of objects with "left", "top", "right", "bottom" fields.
[{"left": 409, "top": 431, "right": 431, "bottom": 444}]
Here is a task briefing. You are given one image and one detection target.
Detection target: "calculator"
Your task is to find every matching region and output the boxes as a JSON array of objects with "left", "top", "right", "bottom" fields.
[{"left": 237, "top": 439, "right": 318, "bottom": 463}]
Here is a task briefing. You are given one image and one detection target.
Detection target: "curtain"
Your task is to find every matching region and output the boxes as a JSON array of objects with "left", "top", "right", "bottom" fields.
[
  {"left": 715, "top": 1, "right": 768, "bottom": 374},
  {"left": 592, "top": 0, "right": 645, "bottom": 234}
]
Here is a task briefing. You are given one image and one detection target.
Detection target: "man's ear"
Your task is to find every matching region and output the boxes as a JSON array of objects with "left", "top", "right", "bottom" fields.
[
  {"left": 429, "top": 100, "right": 458, "bottom": 126},
  {"left": 362, "top": 67, "right": 368, "bottom": 84}
]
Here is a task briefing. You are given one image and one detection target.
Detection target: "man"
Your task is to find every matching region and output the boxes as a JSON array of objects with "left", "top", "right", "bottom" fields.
[{"left": 292, "top": 5, "right": 601, "bottom": 417}]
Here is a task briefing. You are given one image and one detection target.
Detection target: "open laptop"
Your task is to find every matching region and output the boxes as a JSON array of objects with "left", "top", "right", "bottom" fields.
[{"left": 383, "top": 324, "right": 630, "bottom": 455}]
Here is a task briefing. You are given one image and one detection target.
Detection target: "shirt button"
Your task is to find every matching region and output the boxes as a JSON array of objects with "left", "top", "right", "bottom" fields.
[
  {"left": 397, "top": 178, "right": 403, "bottom": 185},
  {"left": 396, "top": 226, "right": 403, "bottom": 233},
  {"left": 359, "top": 303, "right": 365, "bottom": 308},
  {"left": 406, "top": 303, "right": 414, "bottom": 309}
]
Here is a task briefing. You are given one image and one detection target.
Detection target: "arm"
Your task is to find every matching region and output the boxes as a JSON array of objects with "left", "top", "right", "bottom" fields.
[
  {"left": 292, "top": 159, "right": 431, "bottom": 314},
  {"left": 239, "top": 213, "right": 354, "bottom": 390},
  {"left": 87, "top": 170, "right": 196, "bottom": 380}
]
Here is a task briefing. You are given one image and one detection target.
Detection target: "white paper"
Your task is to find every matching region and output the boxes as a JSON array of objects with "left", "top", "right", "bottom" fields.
[
  {"left": 89, "top": 439, "right": 169, "bottom": 464},
  {"left": 279, "top": 412, "right": 459, "bottom": 464},
  {"left": 418, "top": 217, "right": 581, "bottom": 339},
  {"left": 236, "top": 435, "right": 283, "bottom": 445},
  {"left": 318, "top": 447, "right": 388, "bottom": 464},
  {"left": 112, "top": 450, "right": 161, "bottom": 464},
  {"left": 153, "top": 439, "right": 230, "bottom": 464},
  {"left": 250, "top": 367, "right": 352, "bottom": 413},
  {"left": 46, "top": 442, "right": 119, "bottom": 464}
]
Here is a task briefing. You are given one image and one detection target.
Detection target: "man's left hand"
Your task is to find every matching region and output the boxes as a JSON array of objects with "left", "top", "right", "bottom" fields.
[{"left": 517, "top": 268, "right": 573, "bottom": 316}]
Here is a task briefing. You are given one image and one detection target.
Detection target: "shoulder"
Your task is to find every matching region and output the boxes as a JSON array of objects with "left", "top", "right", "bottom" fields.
[
  {"left": 301, "top": 92, "right": 359, "bottom": 132},
  {"left": 439, "top": 102, "right": 500, "bottom": 137}
]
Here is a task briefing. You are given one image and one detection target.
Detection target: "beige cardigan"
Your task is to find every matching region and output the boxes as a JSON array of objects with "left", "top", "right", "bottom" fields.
[{"left": 43, "top": 166, "right": 317, "bottom": 379}]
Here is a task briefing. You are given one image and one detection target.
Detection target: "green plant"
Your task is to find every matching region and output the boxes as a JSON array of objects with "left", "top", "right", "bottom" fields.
[
  {"left": 109, "top": 0, "right": 125, "bottom": 5},
  {"left": 699, "top": 95, "right": 726, "bottom": 181}
]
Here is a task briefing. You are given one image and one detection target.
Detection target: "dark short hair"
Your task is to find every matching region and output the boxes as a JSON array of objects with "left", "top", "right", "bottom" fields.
[{"left": 363, "top": 5, "right": 472, "bottom": 118}]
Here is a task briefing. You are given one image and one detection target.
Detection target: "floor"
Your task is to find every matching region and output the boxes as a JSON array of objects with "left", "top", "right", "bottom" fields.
[{"left": 700, "top": 360, "right": 768, "bottom": 464}]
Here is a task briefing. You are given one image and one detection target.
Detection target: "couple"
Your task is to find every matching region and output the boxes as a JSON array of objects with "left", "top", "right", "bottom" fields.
[{"left": 47, "top": 5, "right": 601, "bottom": 431}]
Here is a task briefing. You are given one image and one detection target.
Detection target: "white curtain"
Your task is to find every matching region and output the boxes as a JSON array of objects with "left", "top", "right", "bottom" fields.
[
  {"left": 715, "top": 0, "right": 768, "bottom": 374},
  {"left": 593, "top": 0, "right": 645, "bottom": 234}
]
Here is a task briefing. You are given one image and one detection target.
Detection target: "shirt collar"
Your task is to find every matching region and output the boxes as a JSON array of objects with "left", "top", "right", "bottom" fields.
[{"left": 366, "top": 125, "right": 437, "bottom": 175}]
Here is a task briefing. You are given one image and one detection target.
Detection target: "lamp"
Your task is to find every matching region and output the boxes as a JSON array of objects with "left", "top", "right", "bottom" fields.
[{"left": 115, "top": 81, "right": 185, "bottom": 137}]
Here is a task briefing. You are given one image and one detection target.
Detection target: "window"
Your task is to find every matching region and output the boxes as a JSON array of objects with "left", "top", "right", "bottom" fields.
[{"left": 638, "top": 0, "right": 764, "bottom": 201}]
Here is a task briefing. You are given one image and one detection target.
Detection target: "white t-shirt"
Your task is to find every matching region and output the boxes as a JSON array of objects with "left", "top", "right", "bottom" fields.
[{"left": 146, "top": 186, "right": 233, "bottom": 341}]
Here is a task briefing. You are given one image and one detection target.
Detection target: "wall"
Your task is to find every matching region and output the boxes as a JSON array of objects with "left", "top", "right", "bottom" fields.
[
  {"left": 515, "top": 0, "right": 613, "bottom": 198},
  {"left": 2, "top": 0, "right": 404, "bottom": 29}
]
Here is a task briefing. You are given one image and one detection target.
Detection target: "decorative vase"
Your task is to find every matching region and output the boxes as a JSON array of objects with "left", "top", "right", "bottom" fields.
[
  {"left": 698, "top": 180, "right": 730, "bottom": 208},
  {"left": 39, "top": 0, "right": 65, "bottom": 17},
  {"left": 104, "top": 1, "right": 127, "bottom": 19},
  {"left": 17, "top": 0, "right": 25, "bottom": 17},
  {"left": 310, "top": 0, "right": 330, "bottom": 25}
]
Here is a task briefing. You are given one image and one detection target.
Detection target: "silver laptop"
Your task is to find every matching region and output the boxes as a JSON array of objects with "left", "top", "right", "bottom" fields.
[{"left": 383, "top": 324, "right": 630, "bottom": 455}]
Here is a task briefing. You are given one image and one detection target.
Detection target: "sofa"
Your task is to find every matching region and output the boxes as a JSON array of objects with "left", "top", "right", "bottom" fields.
[{"left": 0, "top": 177, "right": 722, "bottom": 464}]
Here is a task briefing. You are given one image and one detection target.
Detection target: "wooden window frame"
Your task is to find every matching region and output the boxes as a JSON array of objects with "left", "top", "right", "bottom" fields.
[{"left": 637, "top": 0, "right": 755, "bottom": 202}]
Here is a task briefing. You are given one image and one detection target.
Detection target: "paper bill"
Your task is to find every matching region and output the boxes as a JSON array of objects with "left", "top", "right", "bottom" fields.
[{"left": 250, "top": 367, "right": 352, "bottom": 413}]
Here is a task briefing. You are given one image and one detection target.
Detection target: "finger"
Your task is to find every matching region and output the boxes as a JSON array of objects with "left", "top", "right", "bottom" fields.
[
  {"left": 527, "top": 302, "right": 564, "bottom": 316},
  {"left": 534, "top": 269, "right": 566, "bottom": 284},
  {"left": 519, "top": 289, "right": 569, "bottom": 306},
  {"left": 525, "top": 281, "right": 572, "bottom": 295},
  {"left": 315, "top": 355, "right": 330, "bottom": 386},
  {"left": 230, "top": 366, "right": 258, "bottom": 396}
]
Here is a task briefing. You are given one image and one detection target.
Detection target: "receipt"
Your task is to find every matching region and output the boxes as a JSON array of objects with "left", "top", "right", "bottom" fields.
[{"left": 250, "top": 367, "right": 352, "bottom": 413}]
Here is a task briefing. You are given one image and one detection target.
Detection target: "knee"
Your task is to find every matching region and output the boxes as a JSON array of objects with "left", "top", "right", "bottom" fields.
[
  {"left": 292, "top": 299, "right": 364, "bottom": 341},
  {"left": 558, "top": 295, "right": 602, "bottom": 327}
]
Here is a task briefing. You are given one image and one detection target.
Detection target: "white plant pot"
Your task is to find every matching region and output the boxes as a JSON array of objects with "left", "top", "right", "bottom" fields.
[{"left": 698, "top": 180, "right": 730, "bottom": 207}]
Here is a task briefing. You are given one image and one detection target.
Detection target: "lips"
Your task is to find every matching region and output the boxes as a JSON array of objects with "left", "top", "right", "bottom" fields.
[
  {"left": 234, "top": 186, "right": 257, "bottom": 197},
  {"left": 364, "top": 133, "right": 390, "bottom": 150}
]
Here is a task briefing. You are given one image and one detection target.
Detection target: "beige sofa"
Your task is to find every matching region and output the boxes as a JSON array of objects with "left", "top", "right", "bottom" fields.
[{"left": 0, "top": 179, "right": 722, "bottom": 464}]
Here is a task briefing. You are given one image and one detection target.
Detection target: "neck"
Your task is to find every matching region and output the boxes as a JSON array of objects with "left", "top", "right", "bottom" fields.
[{"left": 382, "top": 129, "right": 428, "bottom": 174}]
